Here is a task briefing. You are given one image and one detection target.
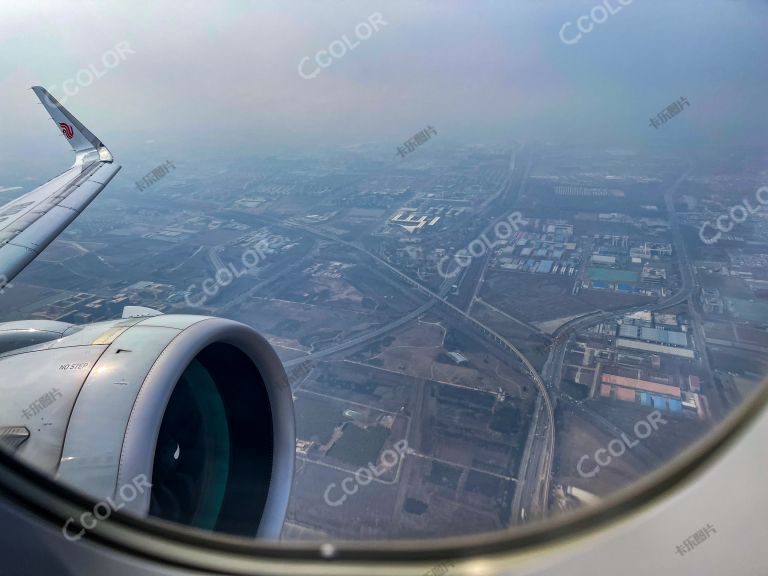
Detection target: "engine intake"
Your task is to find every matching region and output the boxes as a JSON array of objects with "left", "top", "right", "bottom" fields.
[{"left": 0, "top": 315, "right": 294, "bottom": 539}]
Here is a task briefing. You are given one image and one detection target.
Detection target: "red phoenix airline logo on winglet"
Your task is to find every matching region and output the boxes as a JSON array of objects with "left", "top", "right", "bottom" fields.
[{"left": 59, "top": 122, "right": 74, "bottom": 140}]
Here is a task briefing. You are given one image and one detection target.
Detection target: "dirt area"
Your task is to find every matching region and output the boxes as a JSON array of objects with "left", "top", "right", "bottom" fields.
[
  {"left": 481, "top": 269, "right": 652, "bottom": 323},
  {"left": 233, "top": 297, "right": 386, "bottom": 353},
  {"left": 351, "top": 321, "right": 532, "bottom": 397}
]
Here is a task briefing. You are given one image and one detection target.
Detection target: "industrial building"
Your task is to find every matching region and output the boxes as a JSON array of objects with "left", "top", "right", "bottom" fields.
[
  {"left": 700, "top": 287, "right": 725, "bottom": 314},
  {"left": 616, "top": 339, "right": 695, "bottom": 359},
  {"left": 618, "top": 324, "right": 689, "bottom": 347}
]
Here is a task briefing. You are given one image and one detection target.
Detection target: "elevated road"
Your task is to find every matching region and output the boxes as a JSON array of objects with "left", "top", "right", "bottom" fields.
[
  {"left": 511, "top": 166, "right": 696, "bottom": 524},
  {"left": 226, "top": 147, "right": 557, "bottom": 526}
]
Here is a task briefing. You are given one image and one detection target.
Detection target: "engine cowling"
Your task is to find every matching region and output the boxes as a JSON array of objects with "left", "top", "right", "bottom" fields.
[{"left": 0, "top": 314, "right": 294, "bottom": 539}]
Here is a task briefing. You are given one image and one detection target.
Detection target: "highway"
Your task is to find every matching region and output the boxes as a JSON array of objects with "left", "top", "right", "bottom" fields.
[
  {"left": 237, "top": 148, "right": 708, "bottom": 528},
  {"left": 284, "top": 299, "right": 437, "bottom": 368},
  {"left": 241, "top": 147, "right": 556, "bottom": 526},
  {"left": 224, "top": 156, "right": 698, "bottom": 529},
  {"left": 509, "top": 166, "right": 698, "bottom": 524}
]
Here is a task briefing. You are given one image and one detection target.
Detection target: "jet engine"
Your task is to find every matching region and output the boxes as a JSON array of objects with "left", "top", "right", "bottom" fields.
[{"left": 0, "top": 312, "right": 295, "bottom": 539}]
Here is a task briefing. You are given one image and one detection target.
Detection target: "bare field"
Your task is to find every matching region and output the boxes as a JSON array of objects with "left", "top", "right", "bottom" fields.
[
  {"left": 267, "top": 255, "right": 420, "bottom": 316},
  {"left": 482, "top": 269, "right": 652, "bottom": 323},
  {"left": 481, "top": 270, "right": 594, "bottom": 322},
  {"left": 554, "top": 408, "right": 648, "bottom": 498},
  {"left": 555, "top": 400, "right": 713, "bottom": 503},
  {"left": 303, "top": 361, "right": 415, "bottom": 413},
  {"left": 350, "top": 321, "right": 533, "bottom": 397},
  {"left": 233, "top": 297, "right": 386, "bottom": 353}
]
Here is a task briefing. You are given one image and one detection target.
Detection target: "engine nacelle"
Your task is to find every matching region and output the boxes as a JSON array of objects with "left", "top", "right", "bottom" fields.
[{"left": 0, "top": 314, "right": 294, "bottom": 539}]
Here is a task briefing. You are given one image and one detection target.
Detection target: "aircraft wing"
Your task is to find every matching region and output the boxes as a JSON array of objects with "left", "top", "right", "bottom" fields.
[{"left": 0, "top": 87, "right": 121, "bottom": 288}]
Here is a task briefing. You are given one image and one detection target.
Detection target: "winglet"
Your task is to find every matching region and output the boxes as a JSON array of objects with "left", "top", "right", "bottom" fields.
[{"left": 31, "top": 86, "right": 113, "bottom": 163}]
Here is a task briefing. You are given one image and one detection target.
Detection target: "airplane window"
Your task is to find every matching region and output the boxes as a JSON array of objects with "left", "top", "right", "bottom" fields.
[{"left": 1, "top": 0, "right": 767, "bottom": 564}]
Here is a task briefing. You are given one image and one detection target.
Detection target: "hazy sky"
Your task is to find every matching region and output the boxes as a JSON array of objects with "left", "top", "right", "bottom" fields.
[{"left": 1, "top": 0, "right": 767, "bottom": 182}]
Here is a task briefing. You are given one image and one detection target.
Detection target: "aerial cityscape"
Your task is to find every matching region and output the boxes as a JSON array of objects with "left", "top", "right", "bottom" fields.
[
  {"left": 1, "top": 138, "right": 765, "bottom": 540},
  {"left": 3, "top": 2, "right": 768, "bottom": 576}
]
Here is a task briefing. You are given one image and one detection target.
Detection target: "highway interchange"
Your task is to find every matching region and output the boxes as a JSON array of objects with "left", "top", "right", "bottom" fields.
[{"left": 225, "top": 150, "right": 700, "bottom": 528}]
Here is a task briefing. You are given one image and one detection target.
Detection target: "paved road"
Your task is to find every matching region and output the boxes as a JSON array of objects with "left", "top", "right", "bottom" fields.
[
  {"left": 512, "top": 166, "right": 697, "bottom": 523},
  {"left": 256, "top": 149, "right": 556, "bottom": 527},
  {"left": 226, "top": 148, "right": 557, "bottom": 526},
  {"left": 284, "top": 299, "right": 437, "bottom": 368}
]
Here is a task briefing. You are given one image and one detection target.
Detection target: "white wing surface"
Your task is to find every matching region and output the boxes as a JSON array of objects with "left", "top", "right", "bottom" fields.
[{"left": 0, "top": 87, "right": 121, "bottom": 287}]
